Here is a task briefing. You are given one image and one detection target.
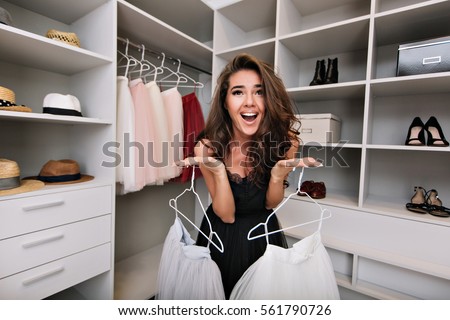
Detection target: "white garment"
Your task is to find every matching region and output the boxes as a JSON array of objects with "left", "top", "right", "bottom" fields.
[
  {"left": 156, "top": 217, "right": 225, "bottom": 300},
  {"left": 161, "top": 87, "right": 183, "bottom": 179},
  {"left": 230, "top": 231, "right": 340, "bottom": 300},
  {"left": 116, "top": 76, "right": 136, "bottom": 194},
  {"left": 145, "top": 81, "right": 172, "bottom": 184}
]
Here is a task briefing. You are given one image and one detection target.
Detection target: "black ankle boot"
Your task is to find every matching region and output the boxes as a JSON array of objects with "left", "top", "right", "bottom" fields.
[
  {"left": 324, "top": 58, "right": 338, "bottom": 84},
  {"left": 309, "top": 59, "right": 326, "bottom": 86}
]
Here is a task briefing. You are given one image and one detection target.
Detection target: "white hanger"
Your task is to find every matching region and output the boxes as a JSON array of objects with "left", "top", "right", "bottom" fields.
[
  {"left": 117, "top": 39, "right": 138, "bottom": 77},
  {"left": 168, "top": 164, "right": 224, "bottom": 253},
  {"left": 165, "top": 59, "right": 204, "bottom": 89},
  {"left": 156, "top": 53, "right": 188, "bottom": 86},
  {"left": 247, "top": 165, "right": 331, "bottom": 243}
]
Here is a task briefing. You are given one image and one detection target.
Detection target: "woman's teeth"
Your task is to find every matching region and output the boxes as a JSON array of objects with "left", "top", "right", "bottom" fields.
[{"left": 241, "top": 113, "right": 257, "bottom": 121}]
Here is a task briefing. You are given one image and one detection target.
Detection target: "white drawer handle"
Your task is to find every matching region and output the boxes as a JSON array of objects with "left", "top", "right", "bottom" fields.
[
  {"left": 22, "top": 200, "right": 65, "bottom": 212},
  {"left": 22, "top": 266, "right": 65, "bottom": 286},
  {"left": 22, "top": 234, "right": 64, "bottom": 248}
]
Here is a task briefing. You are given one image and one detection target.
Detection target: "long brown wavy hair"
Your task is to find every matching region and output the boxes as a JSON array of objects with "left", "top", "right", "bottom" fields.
[{"left": 200, "top": 53, "right": 300, "bottom": 187}]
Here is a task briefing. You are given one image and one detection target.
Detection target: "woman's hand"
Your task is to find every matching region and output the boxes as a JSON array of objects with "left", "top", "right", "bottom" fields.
[
  {"left": 270, "top": 157, "right": 322, "bottom": 182},
  {"left": 177, "top": 156, "right": 226, "bottom": 176}
]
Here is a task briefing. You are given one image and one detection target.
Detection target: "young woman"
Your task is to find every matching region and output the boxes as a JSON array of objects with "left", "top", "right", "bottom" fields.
[{"left": 180, "top": 53, "right": 320, "bottom": 298}]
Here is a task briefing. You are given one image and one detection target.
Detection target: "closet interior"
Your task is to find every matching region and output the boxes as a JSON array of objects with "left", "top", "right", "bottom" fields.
[{"left": 0, "top": 0, "right": 449, "bottom": 300}]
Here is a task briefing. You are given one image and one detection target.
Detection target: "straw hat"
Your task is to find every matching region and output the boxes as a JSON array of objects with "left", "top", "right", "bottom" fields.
[
  {"left": 0, "top": 7, "right": 12, "bottom": 26},
  {"left": 46, "top": 29, "right": 80, "bottom": 47},
  {"left": 43, "top": 93, "right": 82, "bottom": 117},
  {"left": 0, "top": 86, "right": 32, "bottom": 112},
  {"left": 27, "top": 159, "right": 94, "bottom": 184},
  {"left": 0, "top": 159, "right": 45, "bottom": 196}
]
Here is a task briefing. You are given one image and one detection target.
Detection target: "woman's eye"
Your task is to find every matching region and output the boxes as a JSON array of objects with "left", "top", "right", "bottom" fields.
[
  {"left": 255, "top": 89, "right": 263, "bottom": 96},
  {"left": 231, "top": 90, "right": 243, "bottom": 96}
]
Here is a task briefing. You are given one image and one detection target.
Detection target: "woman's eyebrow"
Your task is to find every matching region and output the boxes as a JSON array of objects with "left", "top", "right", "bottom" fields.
[{"left": 230, "top": 84, "right": 262, "bottom": 90}]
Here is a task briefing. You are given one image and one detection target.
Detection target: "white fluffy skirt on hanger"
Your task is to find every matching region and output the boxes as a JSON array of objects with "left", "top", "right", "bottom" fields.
[
  {"left": 230, "top": 231, "right": 340, "bottom": 300},
  {"left": 156, "top": 217, "right": 225, "bottom": 300}
]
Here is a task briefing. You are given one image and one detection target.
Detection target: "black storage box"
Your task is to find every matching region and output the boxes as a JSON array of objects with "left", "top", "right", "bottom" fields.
[{"left": 396, "top": 36, "right": 450, "bottom": 76}]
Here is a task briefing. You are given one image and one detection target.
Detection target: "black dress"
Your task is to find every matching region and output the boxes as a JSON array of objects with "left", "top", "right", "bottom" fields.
[{"left": 196, "top": 170, "right": 287, "bottom": 299}]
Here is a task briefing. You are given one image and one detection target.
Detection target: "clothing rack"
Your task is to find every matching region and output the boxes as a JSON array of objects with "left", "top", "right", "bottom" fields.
[{"left": 117, "top": 36, "right": 211, "bottom": 75}]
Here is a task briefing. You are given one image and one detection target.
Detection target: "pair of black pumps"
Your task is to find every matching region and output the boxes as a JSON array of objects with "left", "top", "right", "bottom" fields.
[
  {"left": 406, "top": 186, "right": 450, "bottom": 218},
  {"left": 309, "top": 58, "right": 338, "bottom": 86},
  {"left": 405, "top": 116, "right": 449, "bottom": 147}
]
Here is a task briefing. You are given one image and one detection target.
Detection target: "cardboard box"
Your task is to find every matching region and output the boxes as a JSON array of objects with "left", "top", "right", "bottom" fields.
[
  {"left": 396, "top": 36, "right": 450, "bottom": 76},
  {"left": 296, "top": 113, "right": 341, "bottom": 144}
]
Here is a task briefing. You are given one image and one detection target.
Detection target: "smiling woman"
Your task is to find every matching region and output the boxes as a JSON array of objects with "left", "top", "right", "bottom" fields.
[{"left": 176, "top": 53, "right": 320, "bottom": 298}]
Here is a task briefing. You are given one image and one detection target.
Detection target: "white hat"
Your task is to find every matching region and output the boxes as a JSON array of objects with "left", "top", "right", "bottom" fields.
[{"left": 43, "top": 93, "right": 83, "bottom": 117}]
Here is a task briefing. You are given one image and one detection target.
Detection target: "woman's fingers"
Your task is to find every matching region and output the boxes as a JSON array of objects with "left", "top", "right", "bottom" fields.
[{"left": 285, "top": 157, "right": 323, "bottom": 168}]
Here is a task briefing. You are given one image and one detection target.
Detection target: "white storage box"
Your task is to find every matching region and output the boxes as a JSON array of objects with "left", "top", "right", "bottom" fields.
[{"left": 296, "top": 113, "right": 341, "bottom": 144}]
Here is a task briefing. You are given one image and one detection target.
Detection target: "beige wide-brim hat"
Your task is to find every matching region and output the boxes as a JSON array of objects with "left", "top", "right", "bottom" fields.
[
  {"left": 0, "top": 86, "right": 32, "bottom": 112},
  {"left": 26, "top": 159, "right": 94, "bottom": 185},
  {"left": 0, "top": 159, "right": 45, "bottom": 196}
]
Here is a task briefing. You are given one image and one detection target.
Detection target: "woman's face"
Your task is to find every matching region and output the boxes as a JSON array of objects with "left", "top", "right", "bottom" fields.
[{"left": 225, "top": 69, "right": 265, "bottom": 141}]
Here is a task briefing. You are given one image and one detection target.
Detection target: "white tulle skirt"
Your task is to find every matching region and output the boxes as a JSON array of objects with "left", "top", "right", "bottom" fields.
[
  {"left": 156, "top": 217, "right": 225, "bottom": 300},
  {"left": 230, "top": 231, "right": 340, "bottom": 300}
]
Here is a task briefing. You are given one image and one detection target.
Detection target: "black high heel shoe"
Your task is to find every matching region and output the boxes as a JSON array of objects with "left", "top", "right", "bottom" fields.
[
  {"left": 424, "top": 116, "right": 449, "bottom": 147},
  {"left": 405, "top": 117, "right": 426, "bottom": 146},
  {"left": 426, "top": 189, "right": 450, "bottom": 217},
  {"left": 406, "top": 186, "right": 428, "bottom": 214}
]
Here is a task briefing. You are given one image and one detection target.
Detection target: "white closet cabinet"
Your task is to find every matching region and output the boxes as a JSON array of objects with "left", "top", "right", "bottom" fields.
[
  {"left": 0, "top": 0, "right": 116, "bottom": 299},
  {"left": 213, "top": 0, "right": 450, "bottom": 299},
  {"left": 114, "top": 0, "right": 213, "bottom": 300}
]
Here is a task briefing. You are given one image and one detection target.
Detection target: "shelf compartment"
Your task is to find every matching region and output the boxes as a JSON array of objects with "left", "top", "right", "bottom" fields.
[
  {"left": 287, "top": 146, "right": 362, "bottom": 206},
  {"left": 362, "top": 148, "right": 450, "bottom": 227},
  {"left": 277, "top": 18, "right": 369, "bottom": 87},
  {"left": 367, "top": 90, "right": 450, "bottom": 146},
  {"left": 374, "top": 1, "right": 450, "bottom": 47},
  {"left": 124, "top": 0, "right": 213, "bottom": 47},
  {"left": 0, "top": 25, "right": 112, "bottom": 75},
  {"left": 117, "top": 0, "right": 212, "bottom": 74},
  {"left": 215, "top": 40, "right": 276, "bottom": 64},
  {"left": 214, "top": 0, "right": 276, "bottom": 51},
  {"left": 278, "top": 0, "right": 371, "bottom": 36},
  {"left": 295, "top": 98, "right": 365, "bottom": 145},
  {"left": 357, "top": 257, "right": 450, "bottom": 299}
]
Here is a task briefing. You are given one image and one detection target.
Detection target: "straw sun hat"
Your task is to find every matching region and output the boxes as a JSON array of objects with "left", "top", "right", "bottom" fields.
[
  {"left": 27, "top": 159, "right": 94, "bottom": 185},
  {"left": 0, "top": 159, "right": 44, "bottom": 196},
  {"left": 0, "top": 86, "right": 32, "bottom": 112}
]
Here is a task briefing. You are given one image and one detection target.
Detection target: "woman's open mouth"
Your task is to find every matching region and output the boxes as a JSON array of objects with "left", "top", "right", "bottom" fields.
[{"left": 241, "top": 112, "right": 257, "bottom": 122}]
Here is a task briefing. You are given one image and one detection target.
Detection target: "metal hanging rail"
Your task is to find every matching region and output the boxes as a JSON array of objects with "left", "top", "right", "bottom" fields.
[{"left": 117, "top": 36, "right": 211, "bottom": 75}]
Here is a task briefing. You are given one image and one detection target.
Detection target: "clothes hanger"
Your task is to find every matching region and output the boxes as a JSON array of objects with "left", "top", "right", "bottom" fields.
[
  {"left": 247, "top": 165, "right": 331, "bottom": 243},
  {"left": 138, "top": 44, "right": 164, "bottom": 83},
  {"left": 125, "top": 44, "right": 153, "bottom": 79},
  {"left": 168, "top": 164, "right": 224, "bottom": 253},
  {"left": 164, "top": 59, "right": 204, "bottom": 89},
  {"left": 156, "top": 53, "right": 188, "bottom": 86},
  {"left": 117, "top": 39, "right": 138, "bottom": 77}
]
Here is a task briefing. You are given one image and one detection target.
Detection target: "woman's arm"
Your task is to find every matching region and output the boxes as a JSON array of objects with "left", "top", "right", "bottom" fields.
[
  {"left": 193, "top": 140, "right": 236, "bottom": 223},
  {"left": 265, "top": 140, "right": 298, "bottom": 209}
]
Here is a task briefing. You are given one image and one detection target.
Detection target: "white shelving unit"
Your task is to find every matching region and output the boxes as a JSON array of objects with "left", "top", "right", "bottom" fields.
[
  {"left": 0, "top": 0, "right": 116, "bottom": 299},
  {"left": 213, "top": 0, "right": 450, "bottom": 299}
]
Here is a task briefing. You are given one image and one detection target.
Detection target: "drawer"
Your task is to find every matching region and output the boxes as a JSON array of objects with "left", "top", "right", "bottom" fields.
[
  {"left": 0, "top": 243, "right": 111, "bottom": 299},
  {"left": 0, "top": 215, "right": 111, "bottom": 279},
  {"left": 0, "top": 185, "right": 111, "bottom": 240}
]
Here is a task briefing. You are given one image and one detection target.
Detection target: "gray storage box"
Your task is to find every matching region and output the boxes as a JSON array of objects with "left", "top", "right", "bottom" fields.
[{"left": 396, "top": 36, "right": 450, "bottom": 76}]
